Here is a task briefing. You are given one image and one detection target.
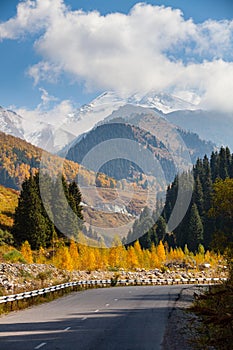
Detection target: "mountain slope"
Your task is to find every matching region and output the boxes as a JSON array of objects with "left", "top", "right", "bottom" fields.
[
  {"left": 0, "top": 91, "right": 200, "bottom": 153},
  {"left": 0, "top": 184, "right": 18, "bottom": 231},
  {"left": 66, "top": 122, "right": 176, "bottom": 183},
  {"left": 66, "top": 116, "right": 215, "bottom": 185},
  {"left": 166, "top": 109, "right": 233, "bottom": 150},
  {"left": 0, "top": 131, "right": 114, "bottom": 190},
  {"left": 103, "top": 104, "right": 215, "bottom": 162},
  {"left": 1, "top": 91, "right": 229, "bottom": 157},
  {"left": 0, "top": 106, "right": 25, "bottom": 140}
]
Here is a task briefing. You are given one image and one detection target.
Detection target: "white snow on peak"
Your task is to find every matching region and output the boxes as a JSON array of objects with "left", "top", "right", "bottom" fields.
[
  {"left": 128, "top": 91, "right": 198, "bottom": 114},
  {"left": 0, "top": 91, "right": 200, "bottom": 152}
]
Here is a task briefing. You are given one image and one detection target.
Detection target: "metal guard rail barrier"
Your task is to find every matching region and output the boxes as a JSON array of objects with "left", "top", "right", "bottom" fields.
[{"left": 0, "top": 277, "right": 227, "bottom": 304}]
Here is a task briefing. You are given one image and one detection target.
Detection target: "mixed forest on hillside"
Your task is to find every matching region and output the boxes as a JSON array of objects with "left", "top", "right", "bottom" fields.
[{"left": 0, "top": 146, "right": 231, "bottom": 275}]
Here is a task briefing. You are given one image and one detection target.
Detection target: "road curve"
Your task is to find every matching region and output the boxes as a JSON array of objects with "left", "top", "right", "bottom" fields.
[{"left": 0, "top": 285, "right": 186, "bottom": 350}]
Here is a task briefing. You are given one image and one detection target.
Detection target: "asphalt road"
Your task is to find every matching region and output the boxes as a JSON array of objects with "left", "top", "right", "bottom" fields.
[{"left": 0, "top": 285, "right": 185, "bottom": 350}]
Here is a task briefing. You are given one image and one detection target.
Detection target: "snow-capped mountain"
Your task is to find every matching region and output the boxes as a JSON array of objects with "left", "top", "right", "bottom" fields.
[
  {"left": 0, "top": 106, "right": 74, "bottom": 153},
  {"left": 59, "top": 91, "right": 199, "bottom": 148},
  {"left": 0, "top": 106, "right": 25, "bottom": 140},
  {"left": 0, "top": 90, "right": 231, "bottom": 154},
  {"left": 127, "top": 91, "right": 198, "bottom": 114},
  {"left": 68, "top": 90, "right": 198, "bottom": 124}
]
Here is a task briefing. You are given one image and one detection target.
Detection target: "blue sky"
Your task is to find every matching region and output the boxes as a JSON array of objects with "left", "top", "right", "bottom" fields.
[{"left": 0, "top": 0, "right": 233, "bottom": 117}]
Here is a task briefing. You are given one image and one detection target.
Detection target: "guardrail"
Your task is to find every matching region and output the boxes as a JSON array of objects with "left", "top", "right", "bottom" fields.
[{"left": 0, "top": 277, "right": 227, "bottom": 304}]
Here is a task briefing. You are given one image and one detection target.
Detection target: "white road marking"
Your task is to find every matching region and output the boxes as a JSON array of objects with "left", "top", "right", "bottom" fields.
[
  {"left": 81, "top": 317, "right": 87, "bottom": 321},
  {"left": 64, "top": 327, "right": 71, "bottom": 331},
  {"left": 94, "top": 309, "right": 99, "bottom": 313},
  {"left": 34, "top": 343, "right": 47, "bottom": 350},
  {"left": 114, "top": 298, "right": 118, "bottom": 301},
  {"left": 105, "top": 303, "right": 110, "bottom": 307}
]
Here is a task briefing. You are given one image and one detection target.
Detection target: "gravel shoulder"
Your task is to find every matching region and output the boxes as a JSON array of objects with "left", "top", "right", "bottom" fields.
[{"left": 162, "top": 285, "right": 209, "bottom": 350}]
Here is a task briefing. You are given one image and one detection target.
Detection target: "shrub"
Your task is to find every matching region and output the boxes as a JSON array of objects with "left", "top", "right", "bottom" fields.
[
  {"left": 0, "top": 229, "right": 14, "bottom": 246},
  {"left": 3, "top": 249, "right": 26, "bottom": 263}
]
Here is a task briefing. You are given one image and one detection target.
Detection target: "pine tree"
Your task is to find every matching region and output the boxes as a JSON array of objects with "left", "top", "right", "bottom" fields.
[
  {"left": 68, "top": 181, "right": 83, "bottom": 222},
  {"left": 187, "top": 204, "right": 204, "bottom": 252},
  {"left": 156, "top": 216, "right": 167, "bottom": 241},
  {"left": 13, "top": 174, "right": 53, "bottom": 249},
  {"left": 192, "top": 175, "right": 204, "bottom": 216},
  {"left": 210, "top": 151, "right": 220, "bottom": 181},
  {"left": 219, "top": 147, "right": 228, "bottom": 180}
]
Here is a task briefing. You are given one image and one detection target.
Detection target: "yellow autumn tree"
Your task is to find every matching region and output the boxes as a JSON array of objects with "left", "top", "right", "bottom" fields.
[
  {"left": 108, "top": 235, "right": 125, "bottom": 269},
  {"left": 142, "top": 249, "right": 151, "bottom": 269},
  {"left": 87, "top": 248, "right": 96, "bottom": 271},
  {"left": 21, "top": 240, "right": 33, "bottom": 263},
  {"left": 126, "top": 246, "right": 139, "bottom": 269},
  {"left": 157, "top": 241, "right": 166, "bottom": 264},
  {"left": 150, "top": 243, "right": 160, "bottom": 268},
  {"left": 56, "top": 246, "right": 73, "bottom": 271},
  {"left": 99, "top": 247, "right": 109, "bottom": 270},
  {"left": 78, "top": 244, "right": 92, "bottom": 270},
  {"left": 36, "top": 246, "right": 46, "bottom": 264},
  {"left": 69, "top": 239, "right": 80, "bottom": 270},
  {"left": 133, "top": 241, "right": 144, "bottom": 267}
]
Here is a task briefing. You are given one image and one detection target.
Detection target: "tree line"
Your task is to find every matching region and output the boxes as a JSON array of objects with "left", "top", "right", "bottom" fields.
[
  {"left": 9, "top": 146, "right": 233, "bottom": 268},
  {"left": 127, "top": 147, "right": 233, "bottom": 254}
]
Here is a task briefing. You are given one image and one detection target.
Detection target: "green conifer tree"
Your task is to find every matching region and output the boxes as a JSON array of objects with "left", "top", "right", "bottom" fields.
[{"left": 187, "top": 204, "right": 204, "bottom": 252}]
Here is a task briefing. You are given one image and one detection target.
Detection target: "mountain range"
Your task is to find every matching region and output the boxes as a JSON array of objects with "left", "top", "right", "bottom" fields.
[{"left": 0, "top": 90, "right": 232, "bottom": 155}]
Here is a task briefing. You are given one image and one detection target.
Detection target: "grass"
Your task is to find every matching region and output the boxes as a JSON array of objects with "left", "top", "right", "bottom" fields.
[
  {"left": 190, "top": 279, "right": 233, "bottom": 349},
  {"left": 3, "top": 249, "right": 26, "bottom": 263}
]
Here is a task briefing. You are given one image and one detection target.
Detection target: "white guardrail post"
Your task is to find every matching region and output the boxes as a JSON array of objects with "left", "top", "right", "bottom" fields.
[{"left": 0, "top": 277, "right": 227, "bottom": 305}]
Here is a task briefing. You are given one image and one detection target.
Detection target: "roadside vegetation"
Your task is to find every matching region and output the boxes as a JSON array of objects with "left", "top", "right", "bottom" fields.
[
  {"left": 0, "top": 237, "right": 223, "bottom": 272},
  {"left": 190, "top": 178, "right": 233, "bottom": 350}
]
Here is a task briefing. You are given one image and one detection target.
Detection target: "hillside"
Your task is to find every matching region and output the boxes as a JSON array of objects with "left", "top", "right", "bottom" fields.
[
  {"left": 0, "top": 185, "right": 18, "bottom": 231},
  {"left": 166, "top": 109, "right": 233, "bottom": 150},
  {"left": 0, "top": 131, "right": 117, "bottom": 190},
  {"left": 66, "top": 118, "right": 215, "bottom": 185}
]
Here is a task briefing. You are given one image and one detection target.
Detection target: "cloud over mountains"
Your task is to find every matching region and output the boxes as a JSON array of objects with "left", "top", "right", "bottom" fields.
[{"left": 1, "top": 0, "right": 233, "bottom": 112}]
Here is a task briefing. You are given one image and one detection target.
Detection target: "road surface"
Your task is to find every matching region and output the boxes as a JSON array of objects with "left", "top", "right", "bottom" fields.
[{"left": 0, "top": 285, "right": 186, "bottom": 350}]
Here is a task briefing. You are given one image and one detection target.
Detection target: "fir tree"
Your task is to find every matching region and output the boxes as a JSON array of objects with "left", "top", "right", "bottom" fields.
[
  {"left": 187, "top": 204, "right": 204, "bottom": 252},
  {"left": 156, "top": 216, "right": 167, "bottom": 241},
  {"left": 192, "top": 175, "right": 204, "bottom": 216},
  {"left": 13, "top": 174, "right": 53, "bottom": 249},
  {"left": 219, "top": 147, "right": 228, "bottom": 180}
]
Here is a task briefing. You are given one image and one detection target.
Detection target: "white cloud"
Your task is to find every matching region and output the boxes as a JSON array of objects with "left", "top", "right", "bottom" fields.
[
  {"left": 1, "top": 1, "right": 233, "bottom": 112},
  {"left": 16, "top": 88, "right": 74, "bottom": 126},
  {"left": 27, "top": 61, "right": 62, "bottom": 85},
  {"left": 38, "top": 87, "right": 58, "bottom": 108},
  {"left": 0, "top": 0, "right": 65, "bottom": 40}
]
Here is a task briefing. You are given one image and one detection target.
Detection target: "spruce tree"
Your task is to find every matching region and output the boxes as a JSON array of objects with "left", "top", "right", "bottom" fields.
[
  {"left": 13, "top": 174, "right": 52, "bottom": 249},
  {"left": 68, "top": 181, "right": 83, "bottom": 222},
  {"left": 219, "top": 147, "right": 228, "bottom": 180},
  {"left": 156, "top": 216, "right": 167, "bottom": 241},
  {"left": 187, "top": 204, "right": 204, "bottom": 252},
  {"left": 192, "top": 175, "right": 204, "bottom": 216}
]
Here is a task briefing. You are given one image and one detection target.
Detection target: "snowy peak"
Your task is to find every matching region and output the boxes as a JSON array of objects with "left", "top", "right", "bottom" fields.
[
  {"left": 68, "top": 90, "right": 199, "bottom": 130},
  {"left": 0, "top": 90, "right": 200, "bottom": 153},
  {"left": 75, "top": 90, "right": 198, "bottom": 117},
  {"left": 0, "top": 106, "right": 25, "bottom": 140},
  {"left": 128, "top": 91, "right": 198, "bottom": 114}
]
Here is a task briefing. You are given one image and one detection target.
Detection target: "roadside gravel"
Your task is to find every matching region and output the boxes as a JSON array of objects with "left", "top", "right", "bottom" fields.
[{"left": 162, "top": 285, "right": 210, "bottom": 350}]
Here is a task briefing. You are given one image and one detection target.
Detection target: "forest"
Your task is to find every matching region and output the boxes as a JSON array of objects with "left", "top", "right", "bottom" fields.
[
  {"left": 128, "top": 147, "right": 233, "bottom": 256},
  {"left": 0, "top": 147, "right": 231, "bottom": 279}
]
